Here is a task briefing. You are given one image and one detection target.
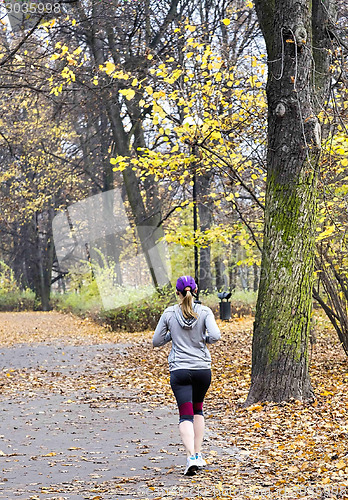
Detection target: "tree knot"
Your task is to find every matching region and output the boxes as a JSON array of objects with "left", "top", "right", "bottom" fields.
[
  {"left": 275, "top": 102, "right": 286, "bottom": 117},
  {"left": 304, "top": 116, "right": 321, "bottom": 149},
  {"left": 294, "top": 26, "right": 307, "bottom": 46}
]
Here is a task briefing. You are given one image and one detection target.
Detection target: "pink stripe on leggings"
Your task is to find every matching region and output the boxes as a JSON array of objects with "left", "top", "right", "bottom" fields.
[
  {"left": 179, "top": 401, "right": 194, "bottom": 416},
  {"left": 193, "top": 402, "right": 203, "bottom": 412}
]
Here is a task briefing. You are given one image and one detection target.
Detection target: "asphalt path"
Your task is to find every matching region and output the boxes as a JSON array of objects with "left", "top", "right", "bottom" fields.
[{"left": 0, "top": 340, "right": 225, "bottom": 500}]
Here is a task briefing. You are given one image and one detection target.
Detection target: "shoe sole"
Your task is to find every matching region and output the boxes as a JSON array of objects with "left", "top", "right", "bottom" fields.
[{"left": 184, "top": 464, "right": 198, "bottom": 476}]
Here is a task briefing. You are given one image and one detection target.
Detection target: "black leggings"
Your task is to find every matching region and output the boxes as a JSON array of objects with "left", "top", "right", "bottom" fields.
[{"left": 170, "top": 369, "right": 211, "bottom": 423}]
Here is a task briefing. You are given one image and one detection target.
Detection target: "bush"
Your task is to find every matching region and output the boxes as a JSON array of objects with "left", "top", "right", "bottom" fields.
[
  {"left": 98, "top": 290, "right": 175, "bottom": 332},
  {"left": 52, "top": 282, "right": 176, "bottom": 332},
  {"left": 52, "top": 272, "right": 258, "bottom": 331},
  {"left": 0, "top": 288, "right": 37, "bottom": 311},
  {"left": 51, "top": 288, "right": 101, "bottom": 316},
  {"left": 0, "top": 261, "right": 38, "bottom": 311},
  {"left": 100, "top": 289, "right": 257, "bottom": 331}
]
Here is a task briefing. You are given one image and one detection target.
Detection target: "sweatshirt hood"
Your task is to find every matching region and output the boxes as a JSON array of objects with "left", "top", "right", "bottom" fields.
[{"left": 174, "top": 303, "right": 201, "bottom": 329}]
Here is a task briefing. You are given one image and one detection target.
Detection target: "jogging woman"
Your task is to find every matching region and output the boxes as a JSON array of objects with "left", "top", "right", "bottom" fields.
[{"left": 153, "top": 275, "right": 221, "bottom": 476}]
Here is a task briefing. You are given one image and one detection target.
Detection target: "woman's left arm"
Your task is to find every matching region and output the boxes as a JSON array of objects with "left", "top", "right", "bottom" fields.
[{"left": 153, "top": 312, "right": 171, "bottom": 347}]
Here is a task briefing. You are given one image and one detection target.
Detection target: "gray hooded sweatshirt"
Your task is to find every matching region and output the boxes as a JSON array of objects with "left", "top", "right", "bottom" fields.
[{"left": 152, "top": 302, "right": 221, "bottom": 371}]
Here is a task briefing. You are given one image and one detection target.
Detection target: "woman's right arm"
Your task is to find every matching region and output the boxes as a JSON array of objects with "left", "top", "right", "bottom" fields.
[{"left": 153, "top": 312, "right": 171, "bottom": 347}]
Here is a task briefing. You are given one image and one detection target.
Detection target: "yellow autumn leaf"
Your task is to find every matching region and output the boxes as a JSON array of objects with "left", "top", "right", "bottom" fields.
[
  {"left": 216, "top": 481, "right": 224, "bottom": 492},
  {"left": 42, "top": 452, "right": 57, "bottom": 457},
  {"left": 222, "top": 18, "right": 230, "bottom": 25},
  {"left": 316, "top": 225, "right": 335, "bottom": 241},
  {"left": 288, "top": 465, "right": 300, "bottom": 472},
  {"left": 320, "top": 390, "right": 333, "bottom": 396},
  {"left": 247, "top": 404, "right": 263, "bottom": 412},
  {"left": 104, "top": 61, "right": 115, "bottom": 75},
  {"left": 119, "top": 89, "right": 136, "bottom": 100}
]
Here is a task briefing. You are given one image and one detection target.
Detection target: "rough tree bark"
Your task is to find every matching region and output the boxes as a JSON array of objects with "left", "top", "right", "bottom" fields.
[
  {"left": 215, "top": 256, "right": 225, "bottom": 291},
  {"left": 197, "top": 170, "right": 214, "bottom": 292},
  {"left": 72, "top": 0, "right": 178, "bottom": 289},
  {"left": 253, "top": 262, "right": 259, "bottom": 292},
  {"left": 245, "top": 0, "right": 333, "bottom": 404},
  {"left": 27, "top": 208, "right": 55, "bottom": 311}
]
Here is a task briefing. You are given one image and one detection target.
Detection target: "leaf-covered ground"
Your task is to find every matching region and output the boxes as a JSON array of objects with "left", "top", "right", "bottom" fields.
[
  {"left": 0, "top": 310, "right": 347, "bottom": 499},
  {"left": 113, "top": 313, "right": 348, "bottom": 499}
]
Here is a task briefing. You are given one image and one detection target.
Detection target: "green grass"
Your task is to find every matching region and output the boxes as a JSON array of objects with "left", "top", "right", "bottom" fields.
[
  {"left": 197, "top": 289, "right": 257, "bottom": 308},
  {"left": 231, "top": 290, "right": 258, "bottom": 305}
]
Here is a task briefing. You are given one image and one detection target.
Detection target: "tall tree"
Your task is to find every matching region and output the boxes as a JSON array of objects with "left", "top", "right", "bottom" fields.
[
  {"left": 245, "top": 0, "right": 335, "bottom": 404},
  {"left": 0, "top": 87, "right": 86, "bottom": 309}
]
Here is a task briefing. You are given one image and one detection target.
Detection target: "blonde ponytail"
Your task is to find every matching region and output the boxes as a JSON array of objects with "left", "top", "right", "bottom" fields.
[{"left": 181, "top": 290, "right": 198, "bottom": 319}]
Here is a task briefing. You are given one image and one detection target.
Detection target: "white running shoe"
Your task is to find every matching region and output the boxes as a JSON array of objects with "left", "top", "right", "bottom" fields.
[
  {"left": 195, "top": 452, "right": 207, "bottom": 467},
  {"left": 184, "top": 455, "right": 199, "bottom": 476}
]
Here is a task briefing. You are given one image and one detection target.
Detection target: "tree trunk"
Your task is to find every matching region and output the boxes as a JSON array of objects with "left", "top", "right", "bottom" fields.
[
  {"left": 245, "top": 0, "right": 332, "bottom": 404},
  {"left": 215, "top": 256, "right": 225, "bottom": 291},
  {"left": 108, "top": 105, "right": 168, "bottom": 288},
  {"left": 239, "top": 265, "right": 249, "bottom": 292},
  {"left": 26, "top": 209, "right": 55, "bottom": 311},
  {"left": 228, "top": 255, "right": 237, "bottom": 292},
  {"left": 253, "top": 263, "right": 259, "bottom": 293},
  {"left": 72, "top": 0, "right": 170, "bottom": 290},
  {"left": 101, "top": 108, "right": 123, "bottom": 286},
  {"left": 198, "top": 171, "right": 213, "bottom": 292}
]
